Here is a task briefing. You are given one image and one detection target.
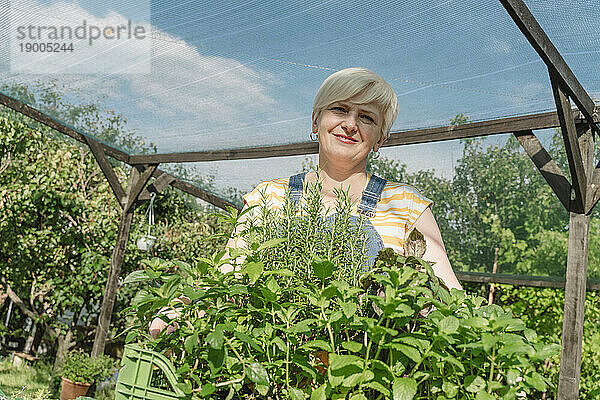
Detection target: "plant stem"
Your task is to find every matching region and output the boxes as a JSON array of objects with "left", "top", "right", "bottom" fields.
[
  {"left": 488, "top": 345, "right": 496, "bottom": 393},
  {"left": 214, "top": 336, "right": 246, "bottom": 388}
]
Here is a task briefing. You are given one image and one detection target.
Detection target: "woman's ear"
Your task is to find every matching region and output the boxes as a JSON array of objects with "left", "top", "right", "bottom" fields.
[
  {"left": 311, "top": 111, "right": 319, "bottom": 133},
  {"left": 374, "top": 131, "right": 386, "bottom": 151}
]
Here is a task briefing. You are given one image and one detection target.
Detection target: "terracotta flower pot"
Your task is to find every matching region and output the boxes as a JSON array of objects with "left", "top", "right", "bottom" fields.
[{"left": 60, "top": 376, "right": 91, "bottom": 400}]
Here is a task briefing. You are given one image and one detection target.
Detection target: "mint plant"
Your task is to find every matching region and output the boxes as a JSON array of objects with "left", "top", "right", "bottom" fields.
[{"left": 123, "top": 179, "right": 558, "bottom": 399}]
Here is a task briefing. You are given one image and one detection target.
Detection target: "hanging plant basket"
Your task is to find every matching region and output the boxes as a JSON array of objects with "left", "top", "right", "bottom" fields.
[
  {"left": 137, "top": 235, "right": 157, "bottom": 251},
  {"left": 137, "top": 192, "right": 157, "bottom": 252}
]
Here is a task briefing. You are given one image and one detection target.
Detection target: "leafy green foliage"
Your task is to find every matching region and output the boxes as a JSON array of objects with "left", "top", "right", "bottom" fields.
[
  {"left": 366, "top": 132, "right": 600, "bottom": 278},
  {"left": 0, "top": 83, "right": 232, "bottom": 364},
  {"left": 61, "top": 349, "right": 115, "bottom": 384},
  {"left": 125, "top": 186, "right": 557, "bottom": 399}
]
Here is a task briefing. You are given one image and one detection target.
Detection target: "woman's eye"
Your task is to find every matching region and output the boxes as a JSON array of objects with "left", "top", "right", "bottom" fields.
[
  {"left": 330, "top": 106, "right": 346, "bottom": 113},
  {"left": 360, "top": 115, "right": 375, "bottom": 123}
]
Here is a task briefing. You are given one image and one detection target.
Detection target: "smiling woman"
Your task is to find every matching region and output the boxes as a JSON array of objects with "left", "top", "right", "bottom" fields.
[
  {"left": 150, "top": 67, "right": 461, "bottom": 339},
  {"left": 226, "top": 67, "right": 462, "bottom": 290}
]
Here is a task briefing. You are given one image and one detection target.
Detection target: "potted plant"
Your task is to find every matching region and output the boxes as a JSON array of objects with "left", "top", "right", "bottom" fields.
[{"left": 60, "top": 350, "right": 115, "bottom": 400}]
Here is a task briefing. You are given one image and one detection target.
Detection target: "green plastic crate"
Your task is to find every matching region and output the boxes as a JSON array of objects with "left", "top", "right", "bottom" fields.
[{"left": 115, "top": 345, "right": 185, "bottom": 400}]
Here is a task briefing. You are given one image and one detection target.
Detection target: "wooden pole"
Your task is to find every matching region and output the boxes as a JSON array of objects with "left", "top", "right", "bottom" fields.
[
  {"left": 488, "top": 247, "right": 499, "bottom": 305},
  {"left": 91, "top": 164, "right": 156, "bottom": 357},
  {"left": 90, "top": 205, "right": 134, "bottom": 357},
  {"left": 558, "top": 212, "right": 591, "bottom": 398},
  {"left": 557, "top": 123, "right": 594, "bottom": 400}
]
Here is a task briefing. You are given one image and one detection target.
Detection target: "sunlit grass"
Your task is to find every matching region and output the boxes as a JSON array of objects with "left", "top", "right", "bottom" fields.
[{"left": 0, "top": 359, "right": 53, "bottom": 399}]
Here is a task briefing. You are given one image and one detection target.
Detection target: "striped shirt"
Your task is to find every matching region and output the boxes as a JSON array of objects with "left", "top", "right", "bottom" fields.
[{"left": 242, "top": 174, "right": 433, "bottom": 255}]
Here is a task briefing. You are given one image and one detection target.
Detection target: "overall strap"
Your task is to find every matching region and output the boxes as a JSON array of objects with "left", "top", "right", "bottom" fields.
[
  {"left": 357, "top": 174, "right": 387, "bottom": 218},
  {"left": 288, "top": 172, "right": 307, "bottom": 206}
]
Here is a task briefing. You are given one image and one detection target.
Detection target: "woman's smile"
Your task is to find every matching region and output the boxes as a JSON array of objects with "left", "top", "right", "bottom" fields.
[{"left": 333, "top": 133, "right": 359, "bottom": 143}]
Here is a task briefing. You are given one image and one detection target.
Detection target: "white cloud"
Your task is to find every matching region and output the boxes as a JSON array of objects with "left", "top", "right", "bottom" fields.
[
  {"left": 4, "top": 0, "right": 282, "bottom": 153},
  {"left": 10, "top": 0, "right": 151, "bottom": 74}
]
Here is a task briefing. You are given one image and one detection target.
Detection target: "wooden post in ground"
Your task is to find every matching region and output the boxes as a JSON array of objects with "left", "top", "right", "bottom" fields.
[
  {"left": 552, "top": 75, "right": 595, "bottom": 399},
  {"left": 91, "top": 164, "right": 157, "bottom": 357},
  {"left": 559, "top": 212, "right": 591, "bottom": 397}
]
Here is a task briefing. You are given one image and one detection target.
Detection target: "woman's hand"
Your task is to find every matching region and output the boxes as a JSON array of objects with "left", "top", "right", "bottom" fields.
[
  {"left": 409, "top": 207, "right": 462, "bottom": 290},
  {"left": 148, "top": 296, "right": 192, "bottom": 339}
]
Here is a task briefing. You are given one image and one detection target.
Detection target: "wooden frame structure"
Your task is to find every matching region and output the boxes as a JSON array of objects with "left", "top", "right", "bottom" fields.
[{"left": 0, "top": 0, "right": 598, "bottom": 397}]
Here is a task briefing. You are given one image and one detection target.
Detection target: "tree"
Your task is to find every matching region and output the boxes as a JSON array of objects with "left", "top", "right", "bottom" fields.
[{"left": 0, "top": 83, "right": 233, "bottom": 367}]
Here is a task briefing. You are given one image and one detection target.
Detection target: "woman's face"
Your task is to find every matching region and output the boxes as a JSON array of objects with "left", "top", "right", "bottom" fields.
[{"left": 313, "top": 99, "right": 384, "bottom": 168}]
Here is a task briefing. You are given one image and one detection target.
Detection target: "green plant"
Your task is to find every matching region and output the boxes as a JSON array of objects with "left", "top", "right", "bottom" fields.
[
  {"left": 61, "top": 350, "right": 115, "bottom": 384},
  {"left": 123, "top": 180, "right": 559, "bottom": 399}
]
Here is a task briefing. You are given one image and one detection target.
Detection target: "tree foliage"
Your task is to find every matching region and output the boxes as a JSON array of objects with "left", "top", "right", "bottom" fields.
[{"left": 0, "top": 83, "right": 232, "bottom": 365}]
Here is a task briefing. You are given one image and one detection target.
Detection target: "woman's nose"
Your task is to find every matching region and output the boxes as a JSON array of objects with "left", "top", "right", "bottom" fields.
[{"left": 342, "top": 112, "right": 358, "bottom": 131}]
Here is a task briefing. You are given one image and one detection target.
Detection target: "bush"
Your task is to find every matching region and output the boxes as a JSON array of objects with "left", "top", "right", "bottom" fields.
[{"left": 61, "top": 350, "right": 115, "bottom": 384}]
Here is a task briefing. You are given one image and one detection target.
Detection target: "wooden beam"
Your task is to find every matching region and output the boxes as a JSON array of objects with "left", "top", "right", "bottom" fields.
[
  {"left": 513, "top": 130, "right": 571, "bottom": 210},
  {"left": 0, "top": 92, "right": 131, "bottom": 164},
  {"left": 170, "top": 176, "right": 240, "bottom": 211},
  {"left": 455, "top": 271, "right": 600, "bottom": 291},
  {"left": 124, "top": 164, "right": 159, "bottom": 213},
  {"left": 499, "top": 0, "right": 597, "bottom": 127},
  {"left": 558, "top": 212, "right": 591, "bottom": 399},
  {"left": 128, "top": 109, "right": 600, "bottom": 164},
  {"left": 551, "top": 73, "right": 587, "bottom": 214},
  {"left": 138, "top": 170, "right": 176, "bottom": 201},
  {"left": 149, "top": 171, "right": 177, "bottom": 193},
  {"left": 589, "top": 164, "right": 600, "bottom": 214},
  {"left": 85, "top": 136, "right": 126, "bottom": 207},
  {"left": 91, "top": 166, "right": 140, "bottom": 357}
]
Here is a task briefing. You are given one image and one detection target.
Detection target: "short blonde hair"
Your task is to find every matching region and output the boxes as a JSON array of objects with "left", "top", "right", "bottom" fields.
[{"left": 313, "top": 67, "right": 399, "bottom": 141}]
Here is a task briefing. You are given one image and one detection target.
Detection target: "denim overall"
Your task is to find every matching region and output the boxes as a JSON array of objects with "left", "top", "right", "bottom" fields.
[{"left": 287, "top": 172, "right": 387, "bottom": 271}]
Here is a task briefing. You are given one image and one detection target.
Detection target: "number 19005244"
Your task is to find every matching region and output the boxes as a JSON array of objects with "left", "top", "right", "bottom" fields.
[{"left": 19, "top": 42, "right": 74, "bottom": 52}]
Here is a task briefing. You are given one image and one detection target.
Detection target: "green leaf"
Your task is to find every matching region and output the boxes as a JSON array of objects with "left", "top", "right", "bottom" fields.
[
  {"left": 525, "top": 372, "right": 547, "bottom": 391},
  {"left": 292, "top": 354, "right": 318, "bottom": 380},
  {"left": 341, "top": 301, "right": 358, "bottom": 319},
  {"left": 464, "top": 376, "right": 486, "bottom": 393},
  {"left": 392, "top": 377, "right": 417, "bottom": 400},
  {"left": 288, "top": 386, "right": 306, "bottom": 400},
  {"left": 341, "top": 341, "right": 363, "bottom": 353},
  {"left": 349, "top": 393, "right": 368, "bottom": 400},
  {"left": 363, "top": 381, "right": 391, "bottom": 396},
  {"left": 328, "top": 354, "right": 364, "bottom": 388},
  {"left": 463, "top": 317, "right": 489, "bottom": 329},
  {"left": 256, "top": 384, "right": 269, "bottom": 396},
  {"left": 312, "top": 258, "right": 334, "bottom": 280},
  {"left": 206, "top": 328, "right": 224, "bottom": 349},
  {"left": 247, "top": 362, "right": 269, "bottom": 386},
  {"left": 505, "top": 369, "right": 520, "bottom": 386},
  {"left": 123, "top": 270, "right": 150, "bottom": 284},
  {"left": 266, "top": 277, "right": 281, "bottom": 294},
  {"left": 523, "top": 328, "right": 537, "bottom": 342},
  {"left": 475, "top": 392, "right": 495, "bottom": 400},
  {"left": 498, "top": 342, "right": 534, "bottom": 357},
  {"left": 439, "top": 315, "right": 459, "bottom": 334},
  {"left": 207, "top": 348, "right": 225, "bottom": 373},
  {"left": 184, "top": 333, "right": 198, "bottom": 353},
  {"left": 481, "top": 333, "right": 498, "bottom": 352},
  {"left": 390, "top": 343, "right": 421, "bottom": 363},
  {"left": 244, "top": 261, "right": 264, "bottom": 284},
  {"left": 300, "top": 340, "right": 333, "bottom": 353},
  {"left": 311, "top": 384, "right": 327, "bottom": 400},
  {"left": 198, "top": 383, "right": 215, "bottom": 397},
  {"left": 176, "top": 382, "right": 193, "bottom": 395},
  {"left": 442, "top": 381, "right": 458, "bottom": 398}
]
